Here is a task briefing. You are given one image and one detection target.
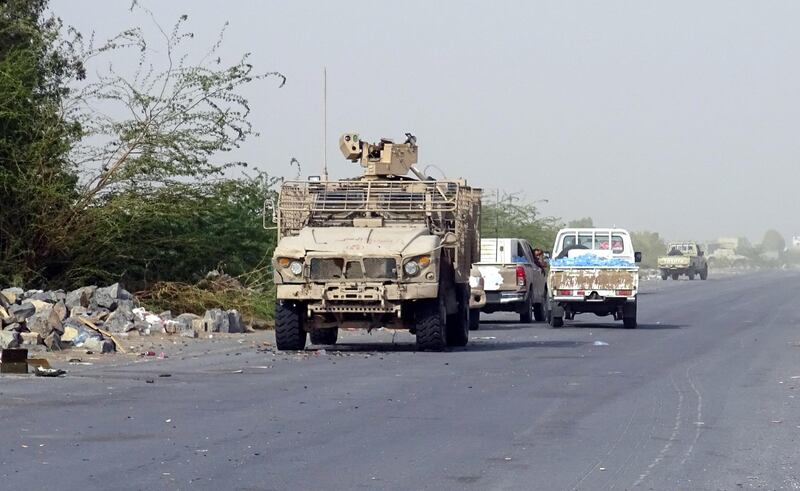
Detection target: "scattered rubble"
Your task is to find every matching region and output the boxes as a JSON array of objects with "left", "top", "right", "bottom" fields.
[{"left": 0, "top": 282, "right": 252, "bottom": 354}]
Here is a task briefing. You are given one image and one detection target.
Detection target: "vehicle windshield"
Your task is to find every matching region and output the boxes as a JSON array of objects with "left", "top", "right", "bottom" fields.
[{"left": 667, "top": 243, "right": 694, "bottom": 254}]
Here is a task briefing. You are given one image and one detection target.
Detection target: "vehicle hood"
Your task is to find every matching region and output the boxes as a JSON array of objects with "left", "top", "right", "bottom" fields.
[{"left": 274, "top": 227, "right": 439, "bottom": 257}]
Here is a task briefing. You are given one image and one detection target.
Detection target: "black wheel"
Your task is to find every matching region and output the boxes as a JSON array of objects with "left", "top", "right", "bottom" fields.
[
  {"left": 623, "top": 302, "right": 637, "bottom": 329},
  {"left": 275, "top": 300, "right": 307, "bottom": 350},
  {"left": 447, "top": 285, "right": 469, "bottom": 347},
  {"left": 660, "top": 272, "right": 668, "bottom": 280},
  {"left": 519, "top": 291, "right": 533, "bottom": 323},
  {"left": 309, "top": 328, "right": 338, "bottom": 345},
  {"left": 416, "top": 295, "right": 447, "bottom": 351},
  {"left": 469, "top": 309, "right": 480, "bottom": 331},
  {"left": 548, "top": 299, "right": 563, "bottom": 328},
  {"left": 533, "top": 301, "right": 546, "bottom": 322},
  {"left": 700, "top": 267, "right": 708, "bottom": 280},
  {"left": 687, "top": 272, "right": 695, "bottom": 280},
  {"left": 671, "top": 273, "right": 679, "bottom": 280}
]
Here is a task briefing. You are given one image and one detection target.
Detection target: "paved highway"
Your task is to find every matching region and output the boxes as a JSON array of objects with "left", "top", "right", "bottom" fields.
[{"left": 2, "top": 271, "right": 799, "bottom": 490}]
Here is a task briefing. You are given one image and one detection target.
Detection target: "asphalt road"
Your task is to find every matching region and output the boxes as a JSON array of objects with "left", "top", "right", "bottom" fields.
[{"left": 2, "top": 271, "right": 800, "bottom": 490}]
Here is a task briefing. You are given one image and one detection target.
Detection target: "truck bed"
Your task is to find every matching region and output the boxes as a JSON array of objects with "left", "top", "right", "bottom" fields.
[{"left": 549, "top": 267, "right": 638, "bottom": 293}]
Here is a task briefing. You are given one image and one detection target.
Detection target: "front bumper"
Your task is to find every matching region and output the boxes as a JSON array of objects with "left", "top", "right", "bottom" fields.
[{"left": 277, "top": 282, "right": 439, "bottom": 314}]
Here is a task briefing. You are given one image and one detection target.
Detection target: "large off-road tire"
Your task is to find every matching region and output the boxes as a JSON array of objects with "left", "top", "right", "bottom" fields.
[
  {"left": 548, "top": 299, "right": 564, "bottom": 327},
  {"left": 623, "top": 302, "right": 637, "bottom": 329},
  {"left": 469, "top": 309, "right": 480, "bottom": 331},
  {"left": 660, "top": 271, "right": 668, "bottom": 280},
  {"left": 275, "top": 300, "right": 307, "bottom": 350},
  {"left": 671, "top": 273, "right": 679, "bottom": 280},
  {"left": 688, "top": 271, "right": 695, "bottom": 280},
  {"left": 533, "top": 301, "right": 546, "bottom": 322},
  {"left": 416, "top": 296, "right": 447, "bottom": 351},
  {"left": 519, "top": 291, "right": 533, "bottom": 323},
  {"left": 446, "top": 285, "right": 469, "bottom": 347},
  {"left": 309, "top": 328, "right": 338, "bottom": 345},
  {"left": 700, "top": 267, "right": 708, "bottom": 280}
]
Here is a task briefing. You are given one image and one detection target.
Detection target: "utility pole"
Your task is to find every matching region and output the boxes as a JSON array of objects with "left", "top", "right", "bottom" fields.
[{"left": 495, "top": 188, "right": 500, "bottom": 261}]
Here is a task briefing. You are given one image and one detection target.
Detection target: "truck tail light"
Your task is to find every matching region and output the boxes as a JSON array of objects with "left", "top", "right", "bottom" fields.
[
  {"left": 616, "top": 289, "right": 633, "bottom": 296},
  {"left": 516, "top": 265, "right": 526, "bottom": 287},
  {"left": 557, "top": 289, "right": 572, "bottom": 296}
]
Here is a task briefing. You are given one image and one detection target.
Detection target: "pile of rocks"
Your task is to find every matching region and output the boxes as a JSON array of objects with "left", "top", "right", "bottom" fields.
[{"left": 0, "top": 284, "right": 247, "bottom": 352}]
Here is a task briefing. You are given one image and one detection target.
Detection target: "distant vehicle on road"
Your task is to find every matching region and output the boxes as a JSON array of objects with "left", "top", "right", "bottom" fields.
[
  {"left": 657, "top": 242, "right": 708, "bottom": 280},
  {"left": 547, "top": 228, "right": 641, "bottom": 328},
  {"left": 475, "top": 238, "right": 547, "bottom": 323}
]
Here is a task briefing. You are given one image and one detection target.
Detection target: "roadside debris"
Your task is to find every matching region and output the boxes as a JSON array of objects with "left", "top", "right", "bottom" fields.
[
  {"left": 0, "top": 283, "right": 255, "bottom": 354},
  {"left": 593, "top": 341, "right": 610, "bottom": 346},
  {"left": 34, "top": 366, "right": 67, "bottom": 377},
  {"left": 0, "top": 348, "right": 28, "bottom": 374}
]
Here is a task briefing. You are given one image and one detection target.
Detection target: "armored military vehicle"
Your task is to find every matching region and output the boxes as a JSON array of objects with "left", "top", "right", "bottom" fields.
[{"left": 270, "top": 133, "right": 481, "bottom": 351}]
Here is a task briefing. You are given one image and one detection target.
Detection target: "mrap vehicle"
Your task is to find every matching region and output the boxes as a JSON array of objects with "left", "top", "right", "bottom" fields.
[{"left": 269, "top": 133, "right": 481, "bottom": 351}]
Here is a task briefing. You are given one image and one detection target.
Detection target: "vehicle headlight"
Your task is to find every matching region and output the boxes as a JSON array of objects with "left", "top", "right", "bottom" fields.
[
  {"left": 289, "top": 261, "right": 303, "bottom": 276},
  {"left": 404, "top": 260, "right": 420, "bottom": 276}
]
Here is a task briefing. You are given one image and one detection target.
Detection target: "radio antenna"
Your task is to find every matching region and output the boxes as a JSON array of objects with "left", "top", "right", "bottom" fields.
[{"left": 322, "top": 66, "right": 329, "bottom": 181}]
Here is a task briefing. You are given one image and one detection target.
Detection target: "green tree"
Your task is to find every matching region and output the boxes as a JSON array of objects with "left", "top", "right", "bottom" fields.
[
  {"left": 481, "top": 193, "right": 559, "bottom": 250},
  {"left": 567, "top": 217, "right": 594, "bottom": 228},
  {"left": 0, "top": 0, "right": 84, "bottom": 286},
  {"left": 630, "top": 231, "right": 666, "bottom": 269},
  {"left": 761, "top": 229, "right": 786, "bottom": 253}
]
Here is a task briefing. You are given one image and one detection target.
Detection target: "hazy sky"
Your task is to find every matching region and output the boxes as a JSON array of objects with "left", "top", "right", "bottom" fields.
[{"left": 53, "top": 0, "right": 800, "bottom": 243}]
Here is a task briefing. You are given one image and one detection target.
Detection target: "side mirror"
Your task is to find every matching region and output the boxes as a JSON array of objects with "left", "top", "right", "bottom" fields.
[
  {"left": 634, "top": 252, "right": 642, "bottom": 263},
  {"left": 263, "top": 198, "right": 278, "bottom": 230},
  {"left": 543, "top": 251, "right": 551, "bottom": 259}
]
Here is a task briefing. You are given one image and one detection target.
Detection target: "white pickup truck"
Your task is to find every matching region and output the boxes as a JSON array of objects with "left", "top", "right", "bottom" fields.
[
  {"left": 547, "top": 228, "right": 642, "bottom": 328},
  {"left": 475, "top": 238, "right": 547, "bottom": 323}
]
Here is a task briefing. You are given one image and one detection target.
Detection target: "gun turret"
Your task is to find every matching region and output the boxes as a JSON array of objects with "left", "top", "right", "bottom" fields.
[{"left": 339, "top": 132, "right": 425, "bottom": 180}]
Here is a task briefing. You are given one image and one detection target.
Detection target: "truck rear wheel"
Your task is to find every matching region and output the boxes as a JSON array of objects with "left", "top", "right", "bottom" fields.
[
  {"left": 533, "top": 301, "right": 546, "bottom": 322},
  {"left": 548, "top": 300, "right": 564, "bottom": 327},
  {"left": 672, "top": 273, "right": 679, "bottom": 280},
  {"left": 309, "top": 328, "right": 338, "bottom": 345},
  {"left": 469, "top": 309, "right": 480, "bottom": 331},
  {"left": 660, "top": 271, "right": 668, "bottom": 280},
  {"left": 275, "top": 300, "right": 307, "bottom": 350},
  {"left": 446, "top": 285, "right": 469, "bottom": 347},
  {"left": 416, "top": 295, "right": 447, "bottom": 351},
  {"left": 519, "top": 292, "right": 533, "bottom": 323},
  {"left": 623, "top": 302, "right": 637, "bottom": 329},
  {"left": 700, "top": 267, "right": 708, "bottom": 280},
  {"left": 688, "top": 272, "right": 695, "bottom": 280}
]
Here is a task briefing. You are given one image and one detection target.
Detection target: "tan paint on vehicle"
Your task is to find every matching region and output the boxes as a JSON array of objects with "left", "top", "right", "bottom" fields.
[{"left": 269, "top": 132, "right": 481, "bottom": 331}]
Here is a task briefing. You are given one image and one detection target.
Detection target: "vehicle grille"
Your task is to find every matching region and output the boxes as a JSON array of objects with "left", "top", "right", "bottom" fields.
[
  {"left": 310, "top": 258, "right": 344, "bottom": 280},
  {"left": 309, "top": 257, "right": 398, "bottom": 281}
]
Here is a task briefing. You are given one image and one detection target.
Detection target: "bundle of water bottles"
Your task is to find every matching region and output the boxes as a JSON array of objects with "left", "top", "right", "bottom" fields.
[{"left": 550, "top": 254, "right": 635, "bottom": 268}]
